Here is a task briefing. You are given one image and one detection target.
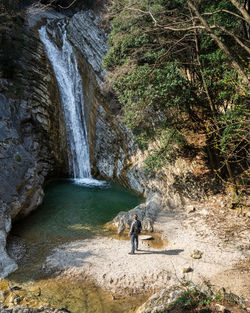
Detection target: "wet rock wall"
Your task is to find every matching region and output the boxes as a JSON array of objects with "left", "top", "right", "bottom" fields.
[{"left": 0, "top": 13, "right": 68, "bottom": 277}]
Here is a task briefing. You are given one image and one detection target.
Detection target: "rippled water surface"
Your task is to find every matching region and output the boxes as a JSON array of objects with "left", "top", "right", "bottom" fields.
[{"left": 8, "top": 179, "right": 144, "bottom": 313}]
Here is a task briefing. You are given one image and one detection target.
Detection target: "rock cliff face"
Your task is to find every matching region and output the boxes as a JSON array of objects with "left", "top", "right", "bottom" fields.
[
  {"left": 66, "top": 11, "right": 147, "bottom": 196},
  {"left": 0, "top": 13, "right": 68, "bottom": 277},
  {"left": 63, "top": 11, "right": 157, "bottom": 232}
]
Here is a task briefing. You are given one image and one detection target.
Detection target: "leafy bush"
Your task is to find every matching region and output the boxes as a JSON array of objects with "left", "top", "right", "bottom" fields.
[{"left": 168, "top": 288, "right": 212, "bottom": 312}]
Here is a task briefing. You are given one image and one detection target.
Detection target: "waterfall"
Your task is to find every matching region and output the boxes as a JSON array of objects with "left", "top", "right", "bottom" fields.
[{"left": 39, "top": 21, "right": 91, "bottom": 180}]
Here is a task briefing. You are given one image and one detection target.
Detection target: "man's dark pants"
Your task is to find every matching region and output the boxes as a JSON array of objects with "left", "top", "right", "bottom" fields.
[{"left": 131, "top": 234, "right": 138, "bottom": 253}]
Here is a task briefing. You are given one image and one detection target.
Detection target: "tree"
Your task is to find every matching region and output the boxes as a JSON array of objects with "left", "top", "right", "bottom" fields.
[
  {"left": 186, "top": 0, "right": 249, "bottom": 86},
  {"left": 103, "top": 0, "right": 249, "bottom": 194},
  {"left": 230, "top": 0, "right": 250, "bottom": 25}
]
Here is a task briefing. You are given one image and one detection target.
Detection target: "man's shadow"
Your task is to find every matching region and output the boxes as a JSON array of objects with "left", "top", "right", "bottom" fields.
[{"left": 136, "top": 249, "right": 184, "bottom": 255}]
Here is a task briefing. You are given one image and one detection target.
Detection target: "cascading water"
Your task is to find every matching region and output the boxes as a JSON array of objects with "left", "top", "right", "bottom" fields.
[{"left": 39, "top": 21, "right": 93, "bottom": 182}]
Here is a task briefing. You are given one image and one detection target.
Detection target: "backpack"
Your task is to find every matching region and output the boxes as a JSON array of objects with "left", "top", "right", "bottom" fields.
[{"left": 132, "top": 220, "right": 141, "bottom": 235}]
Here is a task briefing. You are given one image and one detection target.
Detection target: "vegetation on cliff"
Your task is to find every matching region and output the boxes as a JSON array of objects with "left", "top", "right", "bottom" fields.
[{"left": 103, "top": 0, "right": 249, "bottom": 196}]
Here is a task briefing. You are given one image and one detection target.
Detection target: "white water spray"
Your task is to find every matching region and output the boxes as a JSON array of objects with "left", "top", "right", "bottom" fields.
[{"left": 39, "top": 21, "right": 91, "bottom": 180}]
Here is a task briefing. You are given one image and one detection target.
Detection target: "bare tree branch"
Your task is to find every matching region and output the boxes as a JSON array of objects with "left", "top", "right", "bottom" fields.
[
  {"left": 58, "top": 0, "right": 79, "bottom": 9},
  {"left": 27, "top": 0, "right": 58, "bottom": 14},
  {"left": 201, "top": 8, "right": 246, "bottom": 21},
  {"left": 125, "top": 5, "right": 250, "bottom": 55},
  {"left": 124, "top": 6, "right": 218, "bottom": 31},
  {"left": 216, "top": 25, "right": 250, "bottom": 54},
  {"left": 186, "top": 0, "right": 249, "bottom": 87},
  {"left": 27, "top": 0, "right": 79, "bottom": 14}
]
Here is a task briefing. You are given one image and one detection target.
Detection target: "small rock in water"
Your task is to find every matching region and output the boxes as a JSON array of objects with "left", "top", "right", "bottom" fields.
[
  {"left": 191, "top": 249, "right": 203, "bottom": 259},
  {"left": 140, "top": 235, "right": 153, "bottom": 240},
  {"left": 13, "top": 296, "right": 22, "bottom": 305}
]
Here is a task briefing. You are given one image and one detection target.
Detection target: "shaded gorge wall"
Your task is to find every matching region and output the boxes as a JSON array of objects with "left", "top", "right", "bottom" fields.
[{"left": 0, "top": 9, "right": 69, "bottom": 277}]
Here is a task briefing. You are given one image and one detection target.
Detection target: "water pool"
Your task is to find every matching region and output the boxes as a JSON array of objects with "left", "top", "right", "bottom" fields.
[
  {"left": 8, "top": 179, "right": 145, "bottom": 313},
  {"left": 14, "top": 179, "right": 142, "bottom": 243}
]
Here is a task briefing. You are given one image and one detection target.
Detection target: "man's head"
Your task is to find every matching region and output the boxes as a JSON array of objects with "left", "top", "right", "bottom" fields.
[{"left": 133, "top": 214, "right": 138, "bottom": 220}]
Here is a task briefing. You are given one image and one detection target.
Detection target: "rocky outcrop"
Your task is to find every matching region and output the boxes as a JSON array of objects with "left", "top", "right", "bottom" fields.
[
  {"left": 136, "top": 285, "right": 184, "bottom": 313},
  {"left": 0, "top": 6, "right": 115, "bottom": 279},
  {"left": 136, "top": 284, "right": 249, "bottom": 313},
  {"left": 0, "top": 13, "right": 68, "bottom": 277},
  {"left": 113, "top": 194, "right": 161, "bottom": 233},
  {"left": 67, "top": 10, "right": 108, "bottom": 82},
  {"left": 0, "top": 209, "right": 17, "bottom": 278}
]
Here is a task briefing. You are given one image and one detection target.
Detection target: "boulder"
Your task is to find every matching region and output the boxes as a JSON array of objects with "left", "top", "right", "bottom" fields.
[
  {"left": 182, "top": 267, "right": 193, "bottom": 273},
  {"left": 0, "top": 210, "right": 18, "bottom": 278},
  {"left": 113, "top": 195, "right": 161, "bottom": 234},
  {"left": 141, "top": 218, "right": 154, "bottom": 232},
  {"left": 136, "top": 285, "right": 184, "bottom": 313}
]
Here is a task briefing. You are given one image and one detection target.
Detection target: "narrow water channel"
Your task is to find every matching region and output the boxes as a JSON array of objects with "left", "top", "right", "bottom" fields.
[{"left": 7, "top": 179, "right": 144, "bottom": 313}]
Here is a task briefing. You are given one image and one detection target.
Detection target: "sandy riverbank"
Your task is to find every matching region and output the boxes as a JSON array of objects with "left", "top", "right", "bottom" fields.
[{"left": 43, "top": 205, "right": 249, "bottom": 298}]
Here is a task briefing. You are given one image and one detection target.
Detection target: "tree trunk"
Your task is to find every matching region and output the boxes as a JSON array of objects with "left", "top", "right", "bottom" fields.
[
  {"left": 230, "top": 0, "right": 250, "bottom": 25},
  {"left": 225, "top": 159, "right": 239, "bottom": 196}
]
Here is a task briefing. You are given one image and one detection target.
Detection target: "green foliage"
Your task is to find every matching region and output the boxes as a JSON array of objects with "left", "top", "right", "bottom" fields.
[
  {"left": 103, "top": 0, "right": 249, "bottom": 183},
  {"left": 113, "top": 63, "right": 195, "bottom": 139},
  {"left": 144, "top": 129, "right": 186, "bottom": 172},
  {"left": 218, "top": 104, "right": 248, "bottom": 153},
  {"left": 167, "top": 288, "right": 212, "bottom": 312}
]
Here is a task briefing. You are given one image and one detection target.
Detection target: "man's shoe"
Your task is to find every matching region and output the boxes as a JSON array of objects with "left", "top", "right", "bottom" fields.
[{"left": 128, "top": 252, "right": 135, "bottom": 255}]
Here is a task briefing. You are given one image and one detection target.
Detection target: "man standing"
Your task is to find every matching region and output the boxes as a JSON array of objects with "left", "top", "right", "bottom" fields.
[{"left": 129, "top": 214, "right": 142, "bottom": 254}]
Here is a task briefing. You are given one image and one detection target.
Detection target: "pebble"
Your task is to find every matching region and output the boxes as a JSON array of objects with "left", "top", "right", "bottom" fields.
[
  {"left": 191, "top": 249, "right": 203, "bottom": 259},
  {"left": 186, "top": 205, "right": 196, "bottom": 213}
]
